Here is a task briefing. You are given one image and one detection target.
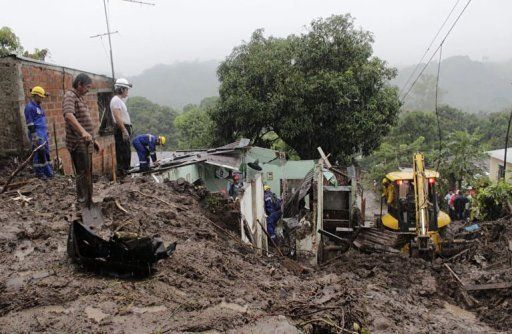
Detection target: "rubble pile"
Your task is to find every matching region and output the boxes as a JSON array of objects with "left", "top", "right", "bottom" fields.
[
  {"left": 0, "top": 175, "right": 509, "bottom": 333},
  {"left": 437, "top": 218, "right": 512, "bottom": 330}
]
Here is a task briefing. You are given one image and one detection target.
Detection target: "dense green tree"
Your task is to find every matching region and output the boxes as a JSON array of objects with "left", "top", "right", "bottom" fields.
[
  {"left": 362, "top": 136, "right": 426, "bottom": 184},
  {"left": 387, "top": 111, "right": 438, "bottom": 147},
  {"left": 174, "top": 102, "right": 215, "bottom": 149},
  {"left": 211, "top": 15, "right": 401, "bottom": 160},
  {"left": 477, "top": 110, "right": 509, "bottom": 150},
  {"left": 0, "top": 26, "right": 23, "bottom": 56},
  {"left": 438, "top": 131, "right": 486, "bottom": 189},
  {"left": 127, "top": 96, "right": 179, "bottom": 149},
  {"left": 23, "top": 48, "right": 49, "bottom": 61}
]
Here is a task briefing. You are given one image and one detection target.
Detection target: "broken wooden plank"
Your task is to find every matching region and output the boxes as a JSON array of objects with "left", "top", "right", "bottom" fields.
[
  {"left": 465, "top": 282, "right": 512, "bottom": 291},
  {"left": 443, "top": 263, "right": 479, "bottom": 307},
  {"left": 1, "top": 142, "right": 46, "bottom": 194},
  {"left": 444, "top": 264, "right": 465, "bottom": 287},
  {"left": 317, "top": 147, "right": 332, "bottom": 169}
]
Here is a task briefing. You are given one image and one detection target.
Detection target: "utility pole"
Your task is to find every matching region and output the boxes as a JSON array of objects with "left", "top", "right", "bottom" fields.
[
  {"left": 103, "top": 0, "right": 115, "bottom": 81},
  {"left": 503, "top": 108, "right": 512, "bottom": 180},
  {"left": 91, "top": 0, "right": 155, "bottom": 81}
]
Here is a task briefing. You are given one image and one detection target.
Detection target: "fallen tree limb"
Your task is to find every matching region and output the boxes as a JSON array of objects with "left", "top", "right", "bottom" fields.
[
  {"left": 115, "top": 199, "right": 129, "bottom": 214},
  {"left": 1, "top": 142, "right": 46, "bottom": 194}
]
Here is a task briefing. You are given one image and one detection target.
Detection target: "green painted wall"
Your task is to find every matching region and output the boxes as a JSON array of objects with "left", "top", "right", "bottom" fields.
[{"left": 161, "top": 147, "right": 316, "bottom": 196}]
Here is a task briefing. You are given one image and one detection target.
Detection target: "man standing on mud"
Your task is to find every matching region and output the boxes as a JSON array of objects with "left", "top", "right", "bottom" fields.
[
  {"left": 24, "top": 86, "right": 53, "bottom": 179},
  {"left": 111, "top": 78, "right": 133, "bottom": 176},
  {"left": 62, "top": 73, "right": 100, "bottom": 205}
]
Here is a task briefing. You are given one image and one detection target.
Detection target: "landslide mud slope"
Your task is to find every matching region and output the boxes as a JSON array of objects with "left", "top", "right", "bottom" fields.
[{"left": 0, "top": 176, "right": 507, "bottom": 333}]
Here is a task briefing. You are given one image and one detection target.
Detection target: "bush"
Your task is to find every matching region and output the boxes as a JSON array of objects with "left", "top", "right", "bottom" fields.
[{"left": 473, "top": 181, "right": 512, "bottom": 221}]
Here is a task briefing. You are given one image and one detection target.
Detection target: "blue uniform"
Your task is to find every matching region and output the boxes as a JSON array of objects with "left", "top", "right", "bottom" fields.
[
  {"left": 24, "top": 100, "right": 53, "bottom": 178},
  {"left": 132, "top": 134, "right": 157, "bottom": 171},
  {"left": 264, "top": 190, "right": 282, "bottom": 239}
]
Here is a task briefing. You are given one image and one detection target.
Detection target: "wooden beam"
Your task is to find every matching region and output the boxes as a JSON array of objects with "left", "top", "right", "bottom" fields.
[{"left": 465, "top": 282, "right": 512, "bottom": 291}]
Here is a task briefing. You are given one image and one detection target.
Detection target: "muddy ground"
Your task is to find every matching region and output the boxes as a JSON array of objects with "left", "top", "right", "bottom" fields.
[{"left": 0, "top": 172, "right": 510, "bottom": 333}]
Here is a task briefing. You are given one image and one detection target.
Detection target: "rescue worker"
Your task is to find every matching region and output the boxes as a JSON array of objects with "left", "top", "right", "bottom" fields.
[
  {"left": 264, "top": 185, "right": 282, "bottom": 243},
  {"left": 110, "top": 78, "right": 133, "bottom": 176},
  {"left": 24, "top": 86, "right": 53, "bottom": 178},
  {"left": 132, "top": 134, "right": 166, "bottom": 171},
  {"left": 382, "top": 177, "right": 396, "bottom": 216},
  {"left": 227, "top": 173, "right": 243, "bottom": 198}
]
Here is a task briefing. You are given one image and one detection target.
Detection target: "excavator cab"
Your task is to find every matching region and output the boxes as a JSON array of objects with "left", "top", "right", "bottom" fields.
[
  {"left": 378, "top": 154, "right": 451, "bottom": 256},
  {"left": 380, "top": 170, "right": 451, "bottom": 233}
]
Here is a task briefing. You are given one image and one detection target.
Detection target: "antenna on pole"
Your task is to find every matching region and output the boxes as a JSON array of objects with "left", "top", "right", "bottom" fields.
[
  {"left": 103, "top": 0, "right": 115, "bottom": 81},
  {"left": 90, "top": 31, "right": 119, "bottom": 39},
  {"left": 121, "top": 0, "right": 155, "bottom": 5},
  {"left": 92, "top": 0, "right": 155, "bottom": 82}
]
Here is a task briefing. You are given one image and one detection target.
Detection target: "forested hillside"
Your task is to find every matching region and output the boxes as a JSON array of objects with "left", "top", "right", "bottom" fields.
[
  {"left": 128, "top": 60, "right": 219, "bottom": 109},
  {"left": 394, "top": 56, "right": 512, "bottom": 113}
]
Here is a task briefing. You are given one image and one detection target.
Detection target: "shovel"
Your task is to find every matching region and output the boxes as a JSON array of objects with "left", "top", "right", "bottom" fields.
[{"left": 81, "top": 141, "right": 104, "bottom": 228}]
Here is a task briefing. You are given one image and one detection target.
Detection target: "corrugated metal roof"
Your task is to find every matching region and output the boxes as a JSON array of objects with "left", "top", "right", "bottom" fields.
[{"left": 487, "top": 148, "right": 512, "bottom": 162}]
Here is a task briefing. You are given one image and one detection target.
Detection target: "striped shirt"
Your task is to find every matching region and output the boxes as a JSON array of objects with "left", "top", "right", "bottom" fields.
[{"left": 62, "top": 89, "right": 94, "bottom": 151}]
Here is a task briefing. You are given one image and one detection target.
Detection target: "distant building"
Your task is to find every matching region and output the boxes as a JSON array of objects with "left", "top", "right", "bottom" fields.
[
  {"left": 487, "top": 148, "right": 512, "bottom": 181},
  {"left": 0, "top": 55, "right": 116, "bottom": 176}
]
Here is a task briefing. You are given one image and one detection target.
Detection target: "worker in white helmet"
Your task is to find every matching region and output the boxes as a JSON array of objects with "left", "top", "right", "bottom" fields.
[{"left": 110, "top": 78, "right": 133, "bottom": 176}]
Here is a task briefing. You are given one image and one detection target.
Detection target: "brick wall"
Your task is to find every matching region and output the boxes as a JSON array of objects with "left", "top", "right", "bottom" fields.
[{"left": 0, "top": 56, "right": 117, "bottom": 177}]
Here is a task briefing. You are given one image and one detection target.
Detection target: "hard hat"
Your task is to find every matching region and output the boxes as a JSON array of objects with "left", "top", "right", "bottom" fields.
[
  {"left": 158, "top": 136, "right": 166, "bottom": 146},
  {"left": 382, "top": 177, "right": 389, "bottom": 185},
  {"left": 114, "top": 78, "right": 132, "bottom": 89},
  {"left": 264, "top": 185, "right": 271, "bottom": 191},
  {"left": 31, "top": 86, "right": 47, "bottom": 98}
]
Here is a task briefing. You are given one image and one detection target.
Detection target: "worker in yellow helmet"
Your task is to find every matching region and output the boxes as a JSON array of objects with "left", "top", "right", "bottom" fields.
[
  {"left": 24, "top": 86, "right": 53, "bottom": 178},
  {"left": 132, "top": 134, "right": 166, "bottom": 172}
]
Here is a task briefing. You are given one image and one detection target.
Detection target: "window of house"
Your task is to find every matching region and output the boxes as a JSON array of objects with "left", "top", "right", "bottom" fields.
[{"left": 98, "top": 92, "right": 114, "bottom": 135}]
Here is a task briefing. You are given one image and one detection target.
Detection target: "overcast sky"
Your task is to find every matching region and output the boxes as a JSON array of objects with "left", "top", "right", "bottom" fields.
[{"left": 1, "top": 0, "right": 510, "bottom": 76}]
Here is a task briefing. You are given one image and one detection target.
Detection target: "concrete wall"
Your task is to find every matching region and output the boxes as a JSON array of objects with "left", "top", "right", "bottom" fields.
[
  {"left": 0, "top": 56, "right": 116, "bottom": 177},
  {"left": 489, "top": 157, "right": 512, "bottom": 182},
  {"left": 0, "top": 57, "right": 24, "bottom": 155}
]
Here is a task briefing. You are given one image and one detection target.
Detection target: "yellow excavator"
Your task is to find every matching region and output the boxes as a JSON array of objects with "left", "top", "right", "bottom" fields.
[{"left": 377, "top": 153, "right": 451, "bottom": 258}]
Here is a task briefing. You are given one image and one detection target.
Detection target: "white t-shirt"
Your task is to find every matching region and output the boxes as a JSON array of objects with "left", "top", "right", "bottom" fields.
[{"left": 110, "top": 95, "right": 131, "bottom": 125}]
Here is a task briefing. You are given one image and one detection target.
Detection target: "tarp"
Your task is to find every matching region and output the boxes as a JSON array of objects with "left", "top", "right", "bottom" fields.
[{"left": 67, "top": 220, "right": 176, "bottom": 278}]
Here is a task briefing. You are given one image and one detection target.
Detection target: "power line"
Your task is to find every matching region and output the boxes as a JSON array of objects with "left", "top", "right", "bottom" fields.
[
  {"left": 434, "top": 43, "right": 443, "bottom": 171},
  {"left": 399, "top": 0, "right": 462, "bottom": 97},
  {"left": 91, "top": 0, "right": 155, "bottom": 81},
  {"left": 401, "top": 0, "right": 473, "bottom": 103}
]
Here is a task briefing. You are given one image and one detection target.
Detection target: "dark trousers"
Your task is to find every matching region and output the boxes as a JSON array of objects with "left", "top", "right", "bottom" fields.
[
  {"left": 114, "top": 124, "right": 132, "bottom": 174},
  {"left": 70, "top": 145, "right": 91, "bottom": 205}
]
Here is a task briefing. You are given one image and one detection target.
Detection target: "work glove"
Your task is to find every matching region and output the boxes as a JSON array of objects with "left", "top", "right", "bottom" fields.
[{"left": 122, "top": 129, "right": 130, "bottom": 141}]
